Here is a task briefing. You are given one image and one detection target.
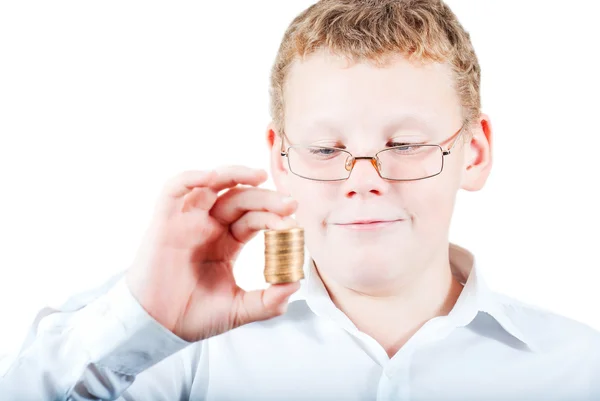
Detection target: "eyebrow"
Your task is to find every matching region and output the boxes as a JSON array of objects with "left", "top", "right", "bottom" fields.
[
  {"left": 380, "top": 115, "right": 438, "bottom": 137},
  {"left": 297, "top": 114, "right": 437, "bottom": 142}
]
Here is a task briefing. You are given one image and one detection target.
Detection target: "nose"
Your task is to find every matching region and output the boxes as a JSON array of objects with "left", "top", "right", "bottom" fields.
[{"left": 342, "top": 156, "right": 389, "bottom": 198}]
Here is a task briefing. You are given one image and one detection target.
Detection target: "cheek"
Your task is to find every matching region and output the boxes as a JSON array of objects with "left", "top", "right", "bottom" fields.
[
  {"left": 402, "top": 179, "right": 457, "bottom": 230},
  {"left": 288, "top": 180, "right": 330, "bottom": 228}
]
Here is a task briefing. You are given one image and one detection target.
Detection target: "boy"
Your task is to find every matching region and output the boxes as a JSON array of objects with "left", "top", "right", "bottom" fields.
[{"left": 2, "top": 0, "right": 598, "bottom": 399}]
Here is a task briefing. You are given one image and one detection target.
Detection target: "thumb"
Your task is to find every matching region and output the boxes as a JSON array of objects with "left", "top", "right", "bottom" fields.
[{"left": 236, "top": 281, "right": 301, "bottom": 326}]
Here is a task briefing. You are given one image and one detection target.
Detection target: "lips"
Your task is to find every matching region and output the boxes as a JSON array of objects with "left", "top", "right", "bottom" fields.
[
  {"left": 346, "top": 220, "right": 388, "bottom": 225},
  {"left": 337, "top": 218, "right": 403, "bottom": 225},
  {"left": 331, "top": 218, "right": 405, "bottom": 231}
]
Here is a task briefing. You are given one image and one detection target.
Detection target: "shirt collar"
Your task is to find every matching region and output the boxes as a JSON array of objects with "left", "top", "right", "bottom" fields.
[{"left": 288, "top": 242, "right": 538, "bottom": 353}]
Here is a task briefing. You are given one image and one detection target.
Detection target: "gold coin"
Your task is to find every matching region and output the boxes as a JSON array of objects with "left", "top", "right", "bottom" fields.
[{"left": 264, "top": 227, "right": 305, "bottom": 284}]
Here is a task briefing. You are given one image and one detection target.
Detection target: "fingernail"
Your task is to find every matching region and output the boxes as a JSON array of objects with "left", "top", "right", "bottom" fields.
[{"left": 282, "top": 196, "right": 295, "bottom": 204}]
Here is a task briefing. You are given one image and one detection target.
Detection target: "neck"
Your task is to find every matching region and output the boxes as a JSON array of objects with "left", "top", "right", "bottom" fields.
[{"left": 317, "top": 247, "right": 464, "bottom": 359}]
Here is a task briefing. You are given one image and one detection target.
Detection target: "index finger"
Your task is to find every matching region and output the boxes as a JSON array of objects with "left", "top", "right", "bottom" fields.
[
  {"left": 164, "top": 166, "right": 268, "bottom": 199},
  {"left": 164, "top": 170, "right": 218, "bottom": 198},
  {"left": 210, "top": 166, "right": 268, "bottom": 192}
]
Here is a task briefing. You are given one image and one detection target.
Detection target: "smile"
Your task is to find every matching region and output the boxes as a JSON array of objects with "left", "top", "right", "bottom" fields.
[{"left": 333, "top": 219, "right": 404, "bottom": 231}]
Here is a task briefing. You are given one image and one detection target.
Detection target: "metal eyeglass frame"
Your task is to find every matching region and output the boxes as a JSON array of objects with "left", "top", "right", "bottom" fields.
[{"left": 280, "top": 123, "right": 467, "bottom": 182}]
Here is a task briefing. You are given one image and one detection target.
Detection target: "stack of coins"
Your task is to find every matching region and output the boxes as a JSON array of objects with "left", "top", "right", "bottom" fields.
[{"left": 264, "top": 227, "right": 305, "bottom": 284}]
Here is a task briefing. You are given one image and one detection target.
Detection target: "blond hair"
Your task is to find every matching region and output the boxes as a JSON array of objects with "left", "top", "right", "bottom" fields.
[{"left": 269, "top": 0, "right": 480, "bottom": 137}]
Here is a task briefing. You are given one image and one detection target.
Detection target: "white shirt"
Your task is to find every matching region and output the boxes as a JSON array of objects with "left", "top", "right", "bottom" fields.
[{"left": 1, "top": 243, "right": 599, "bottom": 400}]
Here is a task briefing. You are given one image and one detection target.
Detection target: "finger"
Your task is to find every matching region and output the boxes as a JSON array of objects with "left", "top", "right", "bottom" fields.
[
  {"left": 229, "top": 211, "right": 297, "bottom": 244},
  {"left": 210, "top": 187, "right": 297, "bottom": 225},
  {"left": 181, "top": 187, "right": 218, "bottom": 212},
  {"left": 163, "top": 166, "right": 267, "bottom": 199},
  {"left": 164, "top": 170, "right": 218, "bottom": 198},
  {"left": 234, "top": 281, "right": 302, "bottom": 327},
  {"left": 209, "top": 166, "right": 268, "bottom": 193}
]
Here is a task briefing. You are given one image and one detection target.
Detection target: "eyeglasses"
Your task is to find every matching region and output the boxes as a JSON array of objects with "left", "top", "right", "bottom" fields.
[{"left": 280, "top": 124, "right": 466, "bottom": 182}]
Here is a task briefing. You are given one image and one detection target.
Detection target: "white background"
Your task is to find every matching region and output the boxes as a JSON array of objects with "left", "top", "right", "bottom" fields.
[{"left": 0, "top": 1, "right": 599, "bottom": 357}]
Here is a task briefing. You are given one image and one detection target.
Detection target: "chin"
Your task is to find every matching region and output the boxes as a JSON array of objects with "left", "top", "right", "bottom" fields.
[{"left": 335, "top": 250, "right": 401, "bottom": 273}]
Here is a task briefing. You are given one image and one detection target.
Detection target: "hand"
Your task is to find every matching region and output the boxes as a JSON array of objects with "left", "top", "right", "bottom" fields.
[{"left": 126, "top": 165, "right": 300, "bottom": 342}]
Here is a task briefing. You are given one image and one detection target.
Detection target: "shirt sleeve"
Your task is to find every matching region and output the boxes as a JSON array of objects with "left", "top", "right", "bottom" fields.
[{"left": 0, "top": 271, "right": 197, "bottom": 400}]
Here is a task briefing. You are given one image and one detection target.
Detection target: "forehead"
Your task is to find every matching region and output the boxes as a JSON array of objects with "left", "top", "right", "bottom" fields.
[{"left": 283, "top": 49, "right": 462, "bottom": 140}]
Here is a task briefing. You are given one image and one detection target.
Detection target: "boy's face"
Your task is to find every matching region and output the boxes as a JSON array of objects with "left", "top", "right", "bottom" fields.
[{"left": 268, "top": 49, "right": 492, "bottom": 294}]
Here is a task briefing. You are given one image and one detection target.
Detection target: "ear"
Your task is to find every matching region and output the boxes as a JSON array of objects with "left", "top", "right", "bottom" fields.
[
  {"left": 266, "top": 122, "right": 291, "bottom": 195},
  {"left": 461, "top": 113, "right": 493, "bottom": 191}
]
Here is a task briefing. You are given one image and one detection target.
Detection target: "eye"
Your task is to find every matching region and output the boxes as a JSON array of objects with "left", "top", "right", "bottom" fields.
[
  {"left": 386, "top": 142, "right": 426, "bottom": 155},
  {"left": 388, "top": 142, "right": 416, "bottom": 150},
  {"left": 307, "top": 146, "right": 341, "bottom": 156}
]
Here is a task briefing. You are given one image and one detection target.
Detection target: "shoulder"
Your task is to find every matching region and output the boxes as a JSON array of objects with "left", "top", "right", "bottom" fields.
[{"left": 492, "top": 291, "right": 600, "bottom": 354}]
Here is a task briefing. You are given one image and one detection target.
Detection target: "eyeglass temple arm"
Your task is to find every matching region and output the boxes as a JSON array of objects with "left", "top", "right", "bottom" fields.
[
  {"left": 443, "top": 124, "right": 466, "bottom": 156},
  {"left": 280, "top": 132, "right": 289, "bottom": 156}
]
